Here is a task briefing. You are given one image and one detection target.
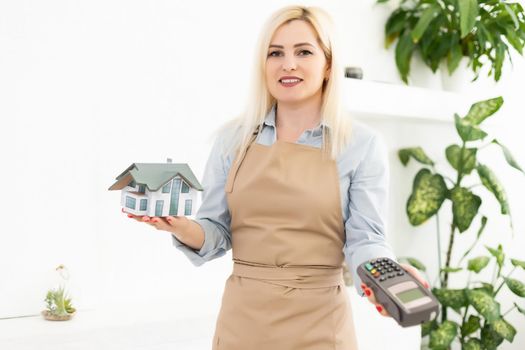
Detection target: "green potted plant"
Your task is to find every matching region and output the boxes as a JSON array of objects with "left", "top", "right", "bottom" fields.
[
  {"left": 377, "top": 0, "right": 525, "bottom": 85},
  {"left": 42, "top": 264, "right": 76, "bottom": 321},
  {"left": 397, "top": 96, "right": 525, "bottom": 349}
]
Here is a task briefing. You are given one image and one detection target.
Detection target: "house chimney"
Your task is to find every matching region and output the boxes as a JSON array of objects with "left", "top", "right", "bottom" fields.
[{"left": 166, "top": 158, "right": 172, "bottom": 163}]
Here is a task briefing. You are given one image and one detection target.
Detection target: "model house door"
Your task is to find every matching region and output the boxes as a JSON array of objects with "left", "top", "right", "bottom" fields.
[
  {"left": 155, "top": 200, "right": 164, "bottom": 216},
  {"left": 169, "top": 178, "right": 181, "bottom": 216}
]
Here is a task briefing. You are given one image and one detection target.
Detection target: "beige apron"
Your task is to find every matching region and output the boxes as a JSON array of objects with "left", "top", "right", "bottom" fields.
[{"left": 212, "top": 125, "right": 358, "bottom": 349}]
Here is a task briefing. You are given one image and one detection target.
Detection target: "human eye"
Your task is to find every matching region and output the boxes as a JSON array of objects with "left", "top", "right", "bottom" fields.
[
  {"left": 299, "top": 49, "right": 312, "bottom": 55},
  {"left": 267, "top": 51, "right": 281, "bottom": 57}
]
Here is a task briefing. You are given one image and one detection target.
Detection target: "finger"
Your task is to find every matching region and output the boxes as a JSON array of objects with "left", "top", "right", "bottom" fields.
[
  {"left": 148, "top": 217, "right": 170, "bottom": 230},
  {"left": 124, "top": 210, "right": 143, "bottom": 222},
  {"left": 375, "top": 304, "right": 390, "bottom": 317},
  {"left": 165, "top": 216, "right": 179, "bottom": 226},
  {"left": 361, "top": 283, "right": 391, "bottom": 317},
  {"left": 400, "top": 263, "right": 430, "bottom": 289}
]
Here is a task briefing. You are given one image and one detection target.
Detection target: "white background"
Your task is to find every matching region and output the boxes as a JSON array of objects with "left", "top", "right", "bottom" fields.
[{"left": 1, "top": 0, "right": 524, "bottom": 349}]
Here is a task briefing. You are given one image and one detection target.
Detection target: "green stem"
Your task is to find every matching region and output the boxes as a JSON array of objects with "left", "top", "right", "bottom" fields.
[
  {"left": 494, "top": 266, "right": 517, "bottom": 297},
  {"left": 457, "top": 233, "right": 481, "bottom": 266},
  {"left": 502, "top": 305, "right": 516, "bottom": 317},
  {"left": 466, "top": 183, "right": 482, "bottom": 190},
  {"left": 436, "top": 211, "right": 443, "bottom": 288},
  {"left": 441, "top": 140, "right": 466, "bottom": 323},
  {"left": 460, "top": 271, "right": 472, "bottom": 345},
  {"left": 491, "top": 261, "right": 498, "bottom": 286}
]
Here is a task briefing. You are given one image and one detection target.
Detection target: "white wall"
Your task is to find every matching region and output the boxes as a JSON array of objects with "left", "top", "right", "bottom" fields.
[{"left": 1, "top": 0, "right": 524, "bottom": 348}]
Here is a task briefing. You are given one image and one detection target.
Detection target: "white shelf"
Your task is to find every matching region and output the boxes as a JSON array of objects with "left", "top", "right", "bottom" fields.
[{"left": 342, "top": 78, "right": 471, "bottom": 122}]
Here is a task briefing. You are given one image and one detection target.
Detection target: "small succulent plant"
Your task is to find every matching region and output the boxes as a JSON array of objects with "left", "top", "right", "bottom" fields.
[{"left": 44, "top": 285, "right": 76, "bottom": 317}]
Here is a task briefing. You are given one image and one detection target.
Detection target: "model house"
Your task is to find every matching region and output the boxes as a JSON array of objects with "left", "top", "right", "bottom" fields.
[{"left": 108, "top": 159, "right": 203, "bottom": 217}]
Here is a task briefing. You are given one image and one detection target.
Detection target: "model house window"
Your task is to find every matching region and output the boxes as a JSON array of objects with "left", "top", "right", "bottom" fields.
[
  {"left": 140, "top": 199, "right": 147, "bottom": 210},
  {"left": 181, "top": 182, "right": 189, "bottom": 193},
  {"left": 128, "top": 180, "right": 136, "bottom": 188},
  {"left": 138, "top": 184, "right": 146, "bottom": 193},
  {"left": 162, "top": 182, "right": 171, "bottom": 193},
  {"left": 126, "top": 196, "right": 136, "bottom": 209},
  {"left": 184, "top": 199, "right": 192, "bottom": 215},
  {"left": 155, "top": 200, "right": 164, "bottom": 216}
]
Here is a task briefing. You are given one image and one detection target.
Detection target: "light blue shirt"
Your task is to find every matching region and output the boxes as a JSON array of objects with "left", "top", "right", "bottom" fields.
[{"left": 172, "top": 105, "right": 398, "bottom": 297}]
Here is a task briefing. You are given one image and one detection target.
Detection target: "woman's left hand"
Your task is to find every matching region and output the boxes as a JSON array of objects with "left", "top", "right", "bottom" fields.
[{"left": 360, "top": 262, "right": 430, "bottom": 317}]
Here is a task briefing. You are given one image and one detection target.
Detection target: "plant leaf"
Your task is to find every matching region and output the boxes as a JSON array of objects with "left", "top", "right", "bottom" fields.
[
  {"left": 491, "top": 139, "right": 525, "bottom": 175},
  {"left": 491, "top": 317, "right": 517, "bottom": 342},
  {"left": 505, "top": 277, "right": 525, "bottom": 297},
  {"left": 455, "top": 114, "right": 488, "bottom": 142},
  {"left": 486, "top": 244, "right": 505, "bottom": 269},
  {"left": 411, "top": 5, "right": 441, "bottom": 43},
  {"left": 468, "top": 256, "right": 490, "bottom": 273},
  {"left": 422, "top": 318, "right": 439, "bottom": 337},
  {"left": 461, "top": 315, "right": 481, "bottom": 337},
  {"left": 406, "top": 169, "right": 447, "bottom": 225},
  {"left": 477, "top": 216, "right": 487, "bottom": 238},
  {"left": 502, "top": 2, "right": 520, "bottom": 30},
  {"left": 494, "top": 41, "right": 506, "bottom": 81},
  {"left": 463, "top": 338, "right": 482, "bottom": 350},
  {"left": 398, "top": 147, "right": 435, "bottom": 166},
  {"left": 511, "top": 258, "right": 525, "bottom": 270},
  {"left": 446, "top": 145, "right": 477, "bottom": 175},
  {"left": 432, "top": 288, "right": 468, "bottom": 312},
  {"left": 481, "top": 322, "right": 504, "bottom": 350},
  {"left": 477, "top": 164, "right": 510, "bottom": 215},
  {"left": 429, "top": 320, "right": 459, "bottom": 349},
  {"left": 396, "top": 31, "right": 416, "bottom": 84},
  {"left": 403, "top": 256, "right": 427, "bottom": 271},
  {"left": 459, "top": 0, "right": 479, "bottom": 38},
  {"left": 385, "top": 8, "right": 407, "bottom": 48},
  {"left": 466, "top": 289, "right": 501, "bottom": 322},
  {"left": 451, "top": 186, "right": 481, "bottom": 232},
  {"left": 464, "top": 97, "right": 503, "bottom": 125},
  {"left": 476, "top": 282, "right": 495, "bottom": 297}
]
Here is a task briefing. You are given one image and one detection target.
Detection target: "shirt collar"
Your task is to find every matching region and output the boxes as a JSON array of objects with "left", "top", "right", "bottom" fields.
[{"left": 263, "top": 104, "right": 326, "bottom": 137}]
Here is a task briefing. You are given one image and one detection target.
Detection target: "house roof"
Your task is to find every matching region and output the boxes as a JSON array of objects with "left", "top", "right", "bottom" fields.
[{"left": 108, "top": 163, "right": 203, "bottom": 192}]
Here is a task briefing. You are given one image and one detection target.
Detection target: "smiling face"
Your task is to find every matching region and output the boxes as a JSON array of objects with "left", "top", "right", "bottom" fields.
[{"left": 265, "top": 19, "right": 330, "bottom": 106}]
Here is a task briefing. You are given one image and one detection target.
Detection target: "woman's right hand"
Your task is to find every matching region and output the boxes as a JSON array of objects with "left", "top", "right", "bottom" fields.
[{"left": 122, "top": 208, "right": 187, "bottom": 238}]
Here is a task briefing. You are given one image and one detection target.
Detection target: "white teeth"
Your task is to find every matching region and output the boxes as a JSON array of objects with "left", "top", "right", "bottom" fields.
[{"left": 280, "top": 79, "right": 301, "bottom": 83}]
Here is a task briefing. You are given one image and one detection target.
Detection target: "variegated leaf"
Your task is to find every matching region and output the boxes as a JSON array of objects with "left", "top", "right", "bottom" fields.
[
  {"left": 492, "top": 139, "right": 525, "bottom": 175},
  {"left": 466, "top": 289, "right": 501, "bottom": 323},
  {"left": 461, "top": 315, "right": 481, "bottom": 337},
  {"left": 407, "top": 169, "right": 447, "bottom": 225},
  {"left": 511, "top": 258, "right": 525, "bottom": 270},
  {"left": 429, "top": 320, "right": 458, "bottom": 349},
  {"left": 477, "top": 164, "right": 509, "bottom": 215},
  {"left": 505, "top": 277, "right": 525, "bottom": 297},
  {"left": 455, "top": 113, "right": 488, "bottom": 142},
  {"left": 398, "top": 147, "right": 435, "bottom": 166},
  {"left": 432, "top": 288, "right": 468, "bottom": 312},
  {"left": 468, "top": 256, "right": 490, "bottom": 273},
  {"left": 446, "top": 145, "right": 477, "bottom": 175},
  {"left": 451, "top": 186, "right": 481, "bottom": 232},
  {"left": 491, "top": 318, "right": 516, "bottom": 342},
  {"left": 464, "top": 97, "right": 503, "bottom": 125}
]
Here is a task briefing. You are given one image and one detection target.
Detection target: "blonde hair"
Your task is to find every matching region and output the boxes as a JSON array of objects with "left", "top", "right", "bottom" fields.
[{"left": 214, "top": 5, "right": 353, "bottom": 162}]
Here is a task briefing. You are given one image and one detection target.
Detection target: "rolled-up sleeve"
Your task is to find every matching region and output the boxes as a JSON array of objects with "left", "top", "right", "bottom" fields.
[
  {"left": 171, "top": 132, "right": 232, "bottom": 266},
  {"left": 343, "top": 133, "right": 398, "bottom": 297}
]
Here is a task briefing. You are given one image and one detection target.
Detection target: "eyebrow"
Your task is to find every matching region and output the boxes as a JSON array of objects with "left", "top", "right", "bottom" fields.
[{"left": 268, "top": 42, "right": 315, "bottom": 49}]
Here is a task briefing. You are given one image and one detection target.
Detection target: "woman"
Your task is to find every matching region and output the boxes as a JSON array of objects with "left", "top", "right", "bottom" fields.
[{"left": 128, "top": 5, "right": 429, "bottom": 349}]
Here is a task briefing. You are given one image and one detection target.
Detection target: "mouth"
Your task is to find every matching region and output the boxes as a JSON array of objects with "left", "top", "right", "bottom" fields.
[{"left": 279, "top": 78, "right": 303, "bottom": 87}]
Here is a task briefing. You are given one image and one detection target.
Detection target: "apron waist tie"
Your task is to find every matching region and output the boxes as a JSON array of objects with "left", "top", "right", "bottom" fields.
[{"left": 232, "top": 261, "right": 344, "bottom": 289}]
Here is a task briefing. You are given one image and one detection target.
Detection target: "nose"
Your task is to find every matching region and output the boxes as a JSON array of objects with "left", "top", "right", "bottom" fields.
[{"left": 282, "top": 56, "right": 297, "bottom": 71}]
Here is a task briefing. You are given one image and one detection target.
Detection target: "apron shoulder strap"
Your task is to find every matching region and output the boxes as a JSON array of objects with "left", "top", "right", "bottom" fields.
[{"left": 225, "top": 124, "right": 261, "bottom": 193}]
